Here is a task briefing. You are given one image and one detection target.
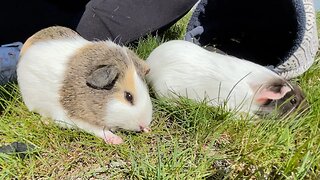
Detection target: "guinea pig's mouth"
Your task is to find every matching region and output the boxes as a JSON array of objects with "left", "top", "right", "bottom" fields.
[
  {"left": 255, "top": 106, "right": 274, "bottom": 117},
  {"left": 254, "top": 99, "right": 276, "bottom": 116},
  {"left": 255, "top": 99, "right": 310, "bottom": 118}
]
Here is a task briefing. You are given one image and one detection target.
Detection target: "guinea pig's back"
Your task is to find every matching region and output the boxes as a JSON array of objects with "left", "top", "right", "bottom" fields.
[
  {"left": 147, "top": 40, "right": 248, "bottom": 99},
  {"left": 17, "top": 38, "right": 88, "bottom": 120},
  {"left": 146, "top": 40, "right": 280, "bottom": 111}
]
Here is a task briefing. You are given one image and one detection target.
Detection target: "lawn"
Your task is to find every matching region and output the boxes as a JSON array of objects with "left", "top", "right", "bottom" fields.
[{"left": 0, "top": 12, "right": 319, "bottom": 179}]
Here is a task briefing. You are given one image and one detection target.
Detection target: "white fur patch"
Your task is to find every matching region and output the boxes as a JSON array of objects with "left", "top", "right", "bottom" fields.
[
  {"left": 17, "top": 37, "right": 89, "bottom": 125},
  {"left": 104, "top": 70, "right": 153, "bottom": 131},
  {"left": 146, "top": 40, "right": 282, "bottom": 114}
]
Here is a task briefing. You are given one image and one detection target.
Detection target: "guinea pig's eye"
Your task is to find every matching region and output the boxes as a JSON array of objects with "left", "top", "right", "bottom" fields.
[
  {"left": 124, "top": 91, "right": 134, "bottom": 105},
  {"left": 290, "top": 98, "right": 297, "bottom": 105}
]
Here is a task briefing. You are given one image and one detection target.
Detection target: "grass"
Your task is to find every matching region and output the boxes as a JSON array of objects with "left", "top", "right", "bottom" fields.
[{"left": 0, "top": 12, "right": 320, "bottom": 180}]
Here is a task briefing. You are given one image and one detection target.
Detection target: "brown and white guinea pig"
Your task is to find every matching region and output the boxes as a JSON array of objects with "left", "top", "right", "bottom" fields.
[
  {"left": 17, "top": 26, "right": 153, "bottom": 144},
  {"left": 146, "top": 40, "right": 308, "bottom": 117}
]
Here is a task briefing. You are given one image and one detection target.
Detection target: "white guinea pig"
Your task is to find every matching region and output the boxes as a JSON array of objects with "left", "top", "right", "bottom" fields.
[
  {"left": 146, "top": 40, "right": 307, "bottom": 117},
  {"left": 17, "top": 26, "right": 153, "bottom": 144}
]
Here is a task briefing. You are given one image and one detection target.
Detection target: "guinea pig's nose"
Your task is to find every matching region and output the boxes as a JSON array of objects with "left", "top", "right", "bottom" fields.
[{"left": 140, "top": 125, "right": 151, "bottom": 133}]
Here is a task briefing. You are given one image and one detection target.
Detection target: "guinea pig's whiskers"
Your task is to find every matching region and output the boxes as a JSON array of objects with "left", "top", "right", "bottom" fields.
[
  {"left": 226, "top": 72, "right": 251, "bottom": 102},
  {"left": 285, "top": 81, "right": 294, "bottom": 91}
]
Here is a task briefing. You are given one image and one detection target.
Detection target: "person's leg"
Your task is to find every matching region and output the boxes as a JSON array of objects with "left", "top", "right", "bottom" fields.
[{"left": 76, "top": 0, "right": 199, "bottom": 44}]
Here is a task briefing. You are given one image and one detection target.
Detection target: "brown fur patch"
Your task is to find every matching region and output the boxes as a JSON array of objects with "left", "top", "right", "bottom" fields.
[
  {"left": 113, "top": 66, "right": 137, "bottom": 105},
  {"left": 20, "top": 26, "right": 79, "bottom": 55},
  {"left": 60, "top": 41, "right": 138, "bottom": 127},
  {"left": 125, "top": 48, "right": 150, "bottom": 77}
]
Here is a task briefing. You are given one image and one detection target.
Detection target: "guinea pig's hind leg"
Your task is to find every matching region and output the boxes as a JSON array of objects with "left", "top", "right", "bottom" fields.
[{"left": 101, "top": 129, "right": 123, "bottom": 145}]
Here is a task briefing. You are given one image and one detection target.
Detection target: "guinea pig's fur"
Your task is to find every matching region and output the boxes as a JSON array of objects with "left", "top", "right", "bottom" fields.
[
  {"left": 146, "top": 40, "right": 307, "bottom": 117},
  {"left": 17, "top": 26, "right": 152, "bottom": 144}
]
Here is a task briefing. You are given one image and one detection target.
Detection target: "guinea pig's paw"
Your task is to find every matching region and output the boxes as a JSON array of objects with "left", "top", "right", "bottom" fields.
[
  {"left": 104, "top": 135, "right": 123, "bottom": 145},
  {"left": 142, "top": 127, "right": 151, "bottom": 133},
  {"left": 40, "top": 116, "right": 53, "bottom": 125},
  {"left": 103, "top": 130, "right": 124, "bottom": 145}
]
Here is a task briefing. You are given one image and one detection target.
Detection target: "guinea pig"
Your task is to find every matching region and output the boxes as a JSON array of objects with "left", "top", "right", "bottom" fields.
[
  {"left": 17, "top": 26, "right": 153, "bottom": 144},
  {"left": 146, "top": 40, "right": 308, "bottom": 117}
]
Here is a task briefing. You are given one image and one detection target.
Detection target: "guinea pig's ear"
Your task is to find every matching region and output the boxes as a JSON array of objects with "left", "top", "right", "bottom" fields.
[
  {"left": 86, "top": 65, "right": 119, "bottom": 90},
  {"left": 125, "top": 48, "right": 150, "bottom": 76},
  {"left": 255, "top": 84, "right": 292, "bottom": 104}
]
